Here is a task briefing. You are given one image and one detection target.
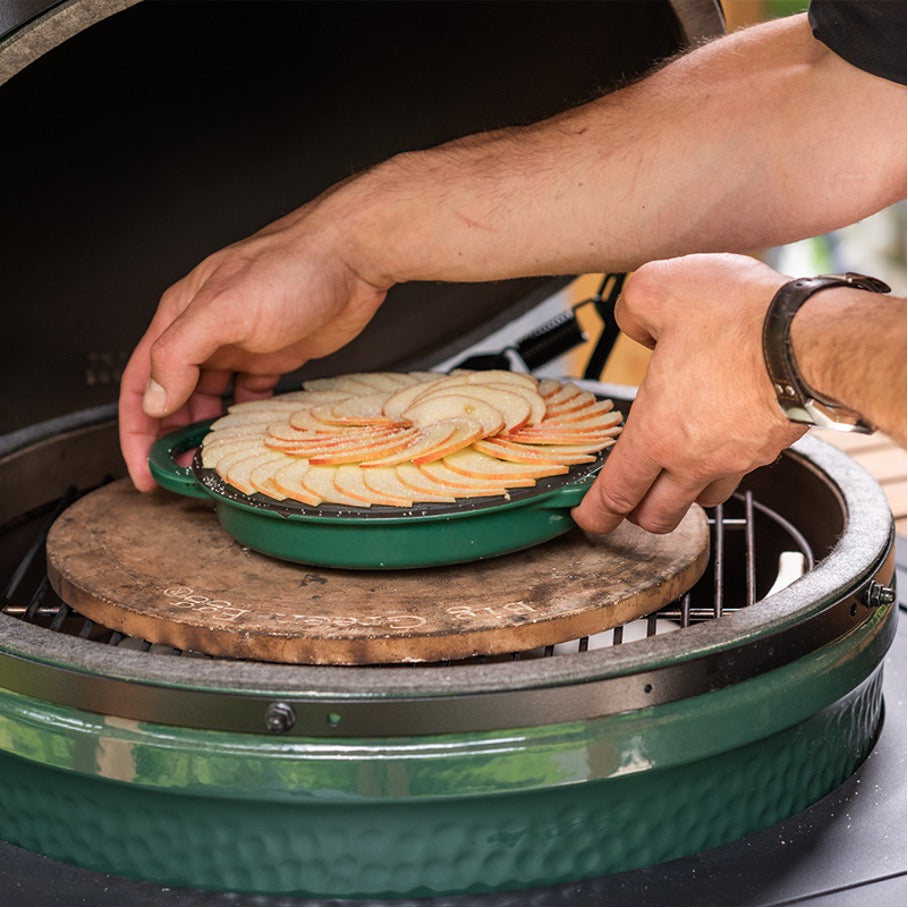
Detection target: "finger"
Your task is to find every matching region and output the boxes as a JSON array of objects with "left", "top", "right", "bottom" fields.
[
  {"left": 613, "top": 268, "right": 659, "bottom": 349},
  {"left": 143, "top": 296, "right": 238, "bottom": 419},
  {"left": 233, "top": 371, "right": 282, "bottom": 403},
  {"left": 624, "top": 469, "right": 708, "bottom": 535},
  {"left": 156, "top": 369, "right": 233, "bottom": 440},
  {"left": 571, "top": 430, "right": 663, "bottom": 535},
  {"left": 696, "top": 474, "right": 744, "bottom": 509},
  {"left": 186, "top": 368, "right": 234, "bottom": 423},
  {"left": 119, "top": 406, "right": 160, "bottom": 492},
  {"left": 118, "top": 332, "right": 165, "bottom": 492}
]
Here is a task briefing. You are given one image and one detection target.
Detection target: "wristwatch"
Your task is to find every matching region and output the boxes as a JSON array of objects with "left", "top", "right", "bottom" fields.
[{"left": 762, "top": 271, "right": 891, "bottom": 432}]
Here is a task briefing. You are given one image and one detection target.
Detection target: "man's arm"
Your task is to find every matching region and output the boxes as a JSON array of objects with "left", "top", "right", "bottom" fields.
[
  {"left": 119, "top": 11, "right": 906, "bottom": 490},
  {"left": 351, "top": 11, "right": 904, "bottom": 284}
]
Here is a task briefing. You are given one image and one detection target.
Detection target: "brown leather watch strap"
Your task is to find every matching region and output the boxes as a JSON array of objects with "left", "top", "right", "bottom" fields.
[{"left": 762, "top": 272, "right": 891, "bottom": 431}]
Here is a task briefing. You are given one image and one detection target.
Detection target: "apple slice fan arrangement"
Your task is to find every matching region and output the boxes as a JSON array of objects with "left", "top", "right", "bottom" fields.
[{"left": 201, "top": 370, "right": 623, "bottom": 506}]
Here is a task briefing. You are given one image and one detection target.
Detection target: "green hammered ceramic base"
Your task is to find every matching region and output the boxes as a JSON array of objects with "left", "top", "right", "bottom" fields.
[{"left": 0, "top": 666, "right": 885, "bottom": 898}]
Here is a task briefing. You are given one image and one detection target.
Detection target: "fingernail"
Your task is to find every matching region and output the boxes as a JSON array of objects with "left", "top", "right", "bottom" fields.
[{"left": 143, "top": 379, "right": 167, "bottom": 416}]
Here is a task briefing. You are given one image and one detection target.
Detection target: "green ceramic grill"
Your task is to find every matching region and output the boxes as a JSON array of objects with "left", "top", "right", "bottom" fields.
[
  {"left": 0, "top": 415, "right": 897, "bottom": 899},
  {"left": 0, "top": 0, "right": 898, "bottom": 898}
]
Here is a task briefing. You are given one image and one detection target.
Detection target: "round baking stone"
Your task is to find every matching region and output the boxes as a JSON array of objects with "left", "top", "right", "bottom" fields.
[{"left": 46, "top": 479, "right": 710, "bottom": 664}]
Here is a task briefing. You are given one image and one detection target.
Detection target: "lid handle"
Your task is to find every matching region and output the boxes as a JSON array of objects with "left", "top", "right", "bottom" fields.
[{"left": 148, "top": 421, "right": 213, "bottom": 500}]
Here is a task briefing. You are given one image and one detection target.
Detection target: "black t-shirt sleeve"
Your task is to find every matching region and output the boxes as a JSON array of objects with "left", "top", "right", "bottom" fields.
[{"left": 808, "top": 0, "right": 906, "bottom": 85}]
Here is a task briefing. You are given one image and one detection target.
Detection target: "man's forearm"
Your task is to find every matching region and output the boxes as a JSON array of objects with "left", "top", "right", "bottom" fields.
[
  {"left": 329, "top": 13, "right": 904, "bottom": 287},
  {"left": 791, "top": 288, "right": 907, "bottom": 445}
]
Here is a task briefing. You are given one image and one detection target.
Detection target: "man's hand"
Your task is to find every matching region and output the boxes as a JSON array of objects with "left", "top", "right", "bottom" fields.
[
  {"left": 118, "top": 192, "right": 391, "bottom": 491},
  {"left": 573, "top": 254, "right": 806, "bottom": 535}
]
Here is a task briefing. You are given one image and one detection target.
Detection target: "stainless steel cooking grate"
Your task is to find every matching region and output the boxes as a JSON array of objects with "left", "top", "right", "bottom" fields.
[{"left": 0, "top": 480, "right": 815, "bottom": 663}]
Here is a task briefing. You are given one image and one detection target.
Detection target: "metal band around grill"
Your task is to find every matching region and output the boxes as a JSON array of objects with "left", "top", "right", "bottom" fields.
[{"left": 762, "top": 272, "right": 891, "bottom": 432}]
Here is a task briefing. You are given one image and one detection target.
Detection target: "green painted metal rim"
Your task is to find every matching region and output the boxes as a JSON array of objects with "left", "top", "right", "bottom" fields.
[
  {"left": 0, "top": 668, "right": 884, "bottom": 897},
  {"left": 0, "top": 600, "right": 893, "bottom": 799}
]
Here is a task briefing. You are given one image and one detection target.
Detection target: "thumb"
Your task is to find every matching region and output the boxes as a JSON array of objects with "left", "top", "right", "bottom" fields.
[
  {"left": 143, "top": 306, "right": 218, "bottom": 418},
  {"left": 142, "top": 377, "right": 178, "bottom": 418}
]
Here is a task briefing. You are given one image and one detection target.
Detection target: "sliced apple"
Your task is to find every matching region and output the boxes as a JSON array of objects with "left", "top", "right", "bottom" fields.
[
  {"left": 402, "top": 394, "right": 504, "bottom": 435},
  {"left": 383, "top": 377, "right": 447, "bottom": 419},
  {"left": 409, "top": 370, "right": 446, "bottom": 383},
  {"left": 299, "top": 465, "right": 369, "bottom": 507},
  {"left": 287, "top": 408, "right": 354, "bottom": 431},
  {"left": 485, "top": 382, "right": 547, "bottom": 425},
  {"left": 302, "top": 374, "right": 386, "bottom": 395},
  {"left": 410, "top": 385, "right": 532, "bottom": 432},
  {"left": 201, "top": 436, "right": 271, "bottom": 470},
  {"left": 269, "top": 389, "right": 358, "bottom": 404},
  {"left": 540, "top": 411, "right": 624, "bottom": 432},
  {"left": 217, "top": 447, "right": 276, "bottom": 492},
  {"left": 473, "top": 437, "right": 599, "bottom": 465},
  {"left": 361, "top": 466, "right": 454, "bottom": 504},
  {"left": 307, "top": 428, "right": 422, "bottom": 465},
  {"left": 265, "top": 421, "right": 324, "bottom": 443},
  {"left": 333, "top": 464, "right": 414, "bottom": 507},
  {"left": 510, "top": 413, "right": 622, "bottom": 437},
  {"left": 505, "top": 428, "right": 621, "bottom": 446},
  {"left": 271, "top": 427, "right": 417, "bottom": 459},
  {"left": 269, "top": 420, "right": 405, "bottom": 448},
  {"left": 226, "top": 450, "right": 294, "bottom": 497},
  {"left": 443, "top": 447, "right": 568, "bottom": 480},
  {"left": 202, "top": 421, "right": 274, "bottom": 446},
  {"left": 396, "top": 463, "right": 511, "bottom": 499},
  {"left": 540, "top": 381, "right": 584, "bottom": 407},
  {"left": 419, "top": 460, "right": 535, "bottom": 491},
  {"left": 226, "top": 398, "right": 314, "bottom": 415},
  {"left": 544, "top": 390, "right": 599, "bottom": 417},
  {"left": 199, "top": 371, "right": 620, "bottom": 505},
  {"left": 310, "top": 393, "right": 401, "bottom": 426},
  {"left": 266, "top": 424, "right": 400, "bottom": 453},
  {"left": 362, "top": 421, "right": 457, "bottom": 466},
  {"left": 248, "top": 454, "right": 298, "bottom": 500},
  {"left": 333, "top": 372, "right": 420, "bottom": 393},
  {"left": 271, "top": 459, "right": 323, "bottom": 505},
  {"left": 404, "top": 369, "right": 537, "bottom": 402},
  {"left": 211, "top": 411, "right": 287, "bottom": 430},
  {"left": 409, "top": 419, "right": 485, "bottom": 464},
  {"left": 537, "top": 377, "right": 566, "bottom": 398},
  {"left": 459, "top": 369, "right": 537, "bottom": 390},
  {"left": 507, "top": 422, "right": 621, "bottom": 440},
  {"left": 542, "top": 399, "right": 619, "bottom": 424}
]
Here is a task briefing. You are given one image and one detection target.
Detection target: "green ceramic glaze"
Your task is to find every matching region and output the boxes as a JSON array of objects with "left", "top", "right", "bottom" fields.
[
  {"left": 0, "top": 671, "right": 883, "bottom": 897},
  {"left": 0, "top": 601, "right": 892, "bottom": 897}
]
